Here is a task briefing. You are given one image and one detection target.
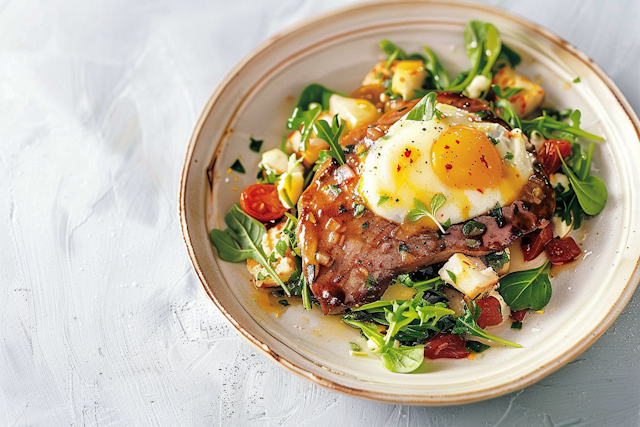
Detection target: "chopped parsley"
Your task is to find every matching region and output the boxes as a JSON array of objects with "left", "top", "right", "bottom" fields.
[
  {"left": 230, "top": 159, "right": 245, "bottom": 173},
  {"left": 249, "top": 137, "right": 263, "bottom": 152}
]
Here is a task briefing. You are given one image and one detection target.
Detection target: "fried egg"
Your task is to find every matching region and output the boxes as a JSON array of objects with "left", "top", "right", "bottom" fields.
[{"left": 358, "top": 103, "right": 535, "bottom": 228}]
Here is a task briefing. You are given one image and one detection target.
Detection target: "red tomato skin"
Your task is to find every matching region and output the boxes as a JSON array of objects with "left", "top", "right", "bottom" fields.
[
  {"left": 476, "top": 296, "right": 503, "bottom": 329},
  {"left": 539, "top": 139, "right": 572, "bottom": 175},
  {"left": 546, "top": 236, "right": 582, "bottom": 265},
  {"left": 239, "top": 183, "right": 287, "bottom": 222},
  {"left": 521, "top": 224, "right": 554, "bottom": 262},
  {"left": 510, "top": 308, "right": 528, "bottom": 322},
  {"left": 424, "top": 333, "right": 470, "bottom": 359}
]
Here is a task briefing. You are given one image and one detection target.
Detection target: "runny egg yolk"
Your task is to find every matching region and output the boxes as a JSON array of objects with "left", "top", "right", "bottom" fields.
[{"left": 431, "top": 124, "right": 503, "bottom": 191}]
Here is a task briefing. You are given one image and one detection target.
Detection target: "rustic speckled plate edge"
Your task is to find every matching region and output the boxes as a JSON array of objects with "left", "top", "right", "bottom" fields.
[{"left": 179, "top": 0, "right": 640, "bottom": 405}]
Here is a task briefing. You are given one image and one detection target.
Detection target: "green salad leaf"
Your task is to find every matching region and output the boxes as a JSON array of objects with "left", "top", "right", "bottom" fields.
[
  {"left": 210, "top": 204, "right": 291, "bottom": 295},
  {"left": 453, "top": 301, "right": 521, "bottom": 348},
  {"left": 498, "top": 261, "right": 551, "bottom": 311},
  {"left": 407, "top": 194, "right": 447, "bottom": 234},
  {"left": 559, "top": 143, "right": 607, "bottom": 216},
  {"left": 313, "top": 115, "right": 345, "bottom": 165}
]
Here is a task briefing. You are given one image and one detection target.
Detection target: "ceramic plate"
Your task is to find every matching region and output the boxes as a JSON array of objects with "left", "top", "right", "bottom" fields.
[{"left": 180, "top": 1, "right": 640, "bottom": 404}]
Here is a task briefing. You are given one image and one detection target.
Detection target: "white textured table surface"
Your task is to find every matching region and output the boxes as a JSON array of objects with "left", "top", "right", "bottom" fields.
[{"left": 2, "top": 0, "right": 640, "bottom": 425}]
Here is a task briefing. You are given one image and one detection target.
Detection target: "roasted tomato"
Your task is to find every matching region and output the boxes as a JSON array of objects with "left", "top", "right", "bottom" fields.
[
  {"left": 510, "top": 308, "right": 528, "bottom": 322},
  {"left": 538, "top": 139, "right": 572, "bottom": 175},
  {"left": 546, "top": 236, "right": 582, "bottom": 265},
  {"left": 521, "top": 224, "right": 554, "bottom": 262},
  {"left": 476, "top": 296, "right": 503, "bottom": 329},
  {"left": 424, "top": 333, "right": 470, "bottom": 359},
  {"left": 239, "top": 183, "right": 287, "bottom": 222}
]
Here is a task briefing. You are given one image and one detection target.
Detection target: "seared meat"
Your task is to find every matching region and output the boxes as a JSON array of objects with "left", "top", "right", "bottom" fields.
[{"left": 296, "top": 94, "right": 555, "bottom": 314}]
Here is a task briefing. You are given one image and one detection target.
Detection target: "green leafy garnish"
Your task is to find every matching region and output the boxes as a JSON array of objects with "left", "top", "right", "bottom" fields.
[
  {"left": 377, "top": 195, "right": 390, "bottom": 206},
  {"left": 447, "top": 21, "right": 501, "bottom": 92},
  {"left": 249, "top": 137, "right": 263, "bottom": 153},
  {"left": 498, "top": 261, "right": 551, "bottom": 311},
  {"left": 294, "top": 83, "right": 344, "bottom": 111},
  {"left": 559, "top": 143, "right": 607, "bottom": 216},
  {"left": 406, "top": 92, "right": 438, "bottom": 121},
  {"left": 407, "top": 194, "right": 447, "bottom": 234},
  {"left": 422, "top": 46, "right": 450, "bottom": 90},
  {"left": 492, "top": 85, "right": 522, "bottom": 129},
  {"left": 313, "top": 115, "right": 345, "bottom": 166},
  {"left": 446, "top": 270, "right": 457, "bottom": 284},
  {"left": 345, "top": 295, "right": 455, "bottom": 373},
  {"left": 573, "top": 77, "right": 581, "bottom": 83},
  {"left": 453, "top": 301, "right": 521, "bottom": 348},
  {"left": 393, "top": 275, "right": 443, "bottom": 293},
  {"left": 209, "top": 204, "right": 290, "bottom": 295},
  {"left": 230, "top": 159, "right": 245, "bottom": 174},
  {"left": 521, "top": 109, "right": 604, "bottom": 143}
]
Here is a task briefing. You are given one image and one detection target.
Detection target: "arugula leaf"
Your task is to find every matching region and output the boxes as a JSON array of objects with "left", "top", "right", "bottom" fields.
[
  {"left": 453, "top": 300, "right": 521, "bottom": 348},
  {"left": 498, "top": 261, "right": 551, "bottom": 311},
  {"left": 380, "top": 345, "right": 425, "bottom": 373},
  {"left": 407, "top": 194, "right": 447, "bottom": 234},
  {"left": 209, "top": 204, "right": 291, "bottom": 295},
  {"left": 393, "top": 274, "right": 443, "bottom": 292},
  {"left": 313, "top": 115, "right": 345, "bottom": 165},
  {"left": 288, "top": 104, "right": 322, "bottom": 151},
  {"left": 491, "top": 84, "right": 522, "bottom": 129},
  {"left": 521, "top": 109, "right": 604, "bottom": 143},
  {"left": 422, "top": 46, "right": 450, "bottom": 90},
  {"left": 406, "top": 92, "right": 438, "bottom": 121},
  {"left": 497, "top": 43, "right": 521, "bottom": 67},
  {"left": 559, "top": 143, "right": 607, "bottom": 216},
  {"left": 295, "top": 83, "right": 344, "bottom": 110}
]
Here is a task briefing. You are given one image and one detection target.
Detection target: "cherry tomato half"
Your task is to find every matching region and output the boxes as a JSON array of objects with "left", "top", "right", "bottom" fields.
[
  {"left": 539, "top": 139, "right": 572, "bottom": 175},
  {"left": 476, "top": 296, "right": 503, "bottom": 329},
  {"left": 424, "top": 333, "right": 470, "bottom": 359},
  {"left": 521, "top": 224, "right": 554, "bottom": 262},
  {"left": 546, "top": 236, "right": 582, "bottom": 266},
  {"left": 239, "top": 183, "right": 287, "bottom": 222}
]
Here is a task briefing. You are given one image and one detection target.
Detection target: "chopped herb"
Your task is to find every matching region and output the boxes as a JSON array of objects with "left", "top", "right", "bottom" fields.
[
  {"left": 399, "top": 243, "right": 410, "bottom": 253},
  {"left": 485, "top": 251, "right": 510, "bottom": 272},
  {"left": 275, "top": 239, "right": 288, "bottom": 257},
  {"left": 466, "top": 340, "right": 491, "bottom": 353},
  {"left": 511, "top": 321, "right": 523, "bottom": 330},
  {"left": 257, "top": 272, "right": 266, "bottom": 281},
  {"left": 353, "top": 204, "right": 366, "bottom": 218},
  {"left": 249, "top": 137, "right": 263, "bottom": 152},
  {"left": 446, "top": 270, "right": 457, "bottom": 284},
  {"left": 361, "top": 222, "right": 369, "bottom": 230},
  {"left": 230, "top": 159, "right": 245, "bottom": 174},
  {"left": 377, "top": 196, "right": 390, "bottom": 206},
  {"left": 462, "top": 221, "right": 486, "bottom": 237},
  {"left": 349, "top": 342, "right": 362, "bottom": 352},
  {"left": 366, "top": 274, "right": 377, "bottom": 290},
  {"left": 271, "top": 289, "right": 285, "bottom": 298},
  {"left": 465, "top": 238, "right": 481, "bottom": 248},
  {"left": 504, "top": 152, "right": 514, "bottom": 161},
  {"left": 407, "top": 194, "right": 447, "bottom": 234},
  {"left": 487, "top": 135, "right": 500, "bottom": 145},
  {"left": 328, "top": 184, "right": 342, "bottom": 196},
  {"left": 573, "top": 77, "right": 581, "bottom": 83},
  {"left": 343, "top": 144, "right": 356, "bottom": 154},
  {"left": 278, "top": 299, "right": 290, "bottom": 307}
]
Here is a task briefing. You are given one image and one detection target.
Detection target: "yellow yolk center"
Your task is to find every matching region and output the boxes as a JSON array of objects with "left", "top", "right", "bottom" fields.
[{"left": 431, "top": 124, "right": 504, "bottom": 191}]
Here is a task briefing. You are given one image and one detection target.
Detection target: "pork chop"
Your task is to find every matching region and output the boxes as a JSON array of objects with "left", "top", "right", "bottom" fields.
[{"left": 296, "top": 93, "right": 555, "bottom": 314}]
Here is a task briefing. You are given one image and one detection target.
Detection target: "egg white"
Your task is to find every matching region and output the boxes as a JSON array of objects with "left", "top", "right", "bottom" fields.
[{"left": 358, "top": 103, "right": 535, "bottom": 227}]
